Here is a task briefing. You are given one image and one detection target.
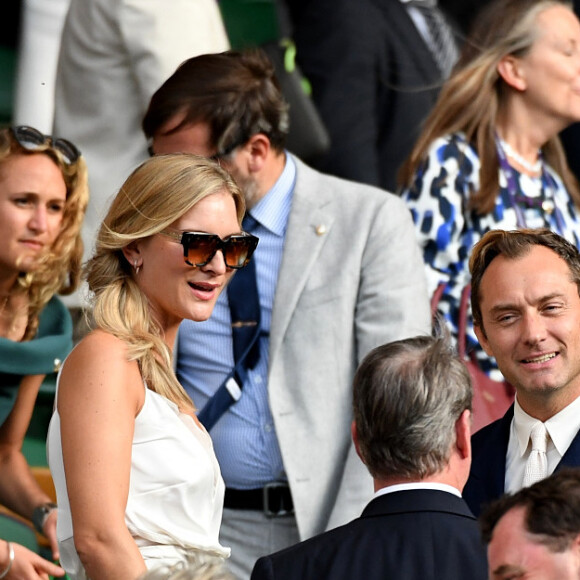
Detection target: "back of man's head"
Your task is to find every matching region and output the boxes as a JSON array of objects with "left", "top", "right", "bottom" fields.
[
  {"left": 352, "top": 333, "right": 472, "bottom": 481},
  {"left": 143, "top": 49, "right": 289, "bottom": 155}
]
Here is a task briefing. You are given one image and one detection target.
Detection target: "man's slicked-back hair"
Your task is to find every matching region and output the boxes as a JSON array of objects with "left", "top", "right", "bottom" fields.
[
  {"left": 143, "top": 49, "right": 290, "bottom": 154},
  {"left": 353, "top": 331, "right": 472, "bottom": 480},
  {"left": 469, "top": 228, "right": 580, "bottom": 332}
]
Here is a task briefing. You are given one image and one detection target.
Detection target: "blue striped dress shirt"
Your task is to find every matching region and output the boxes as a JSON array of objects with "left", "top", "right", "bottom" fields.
[{"left": 176, "top": 154, "right": 296, "bottom": 488}]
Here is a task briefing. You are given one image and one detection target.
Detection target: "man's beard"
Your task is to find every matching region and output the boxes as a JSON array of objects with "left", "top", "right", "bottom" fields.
[{"left": 231, "top": 170, "right": 261, "bottom": 210}]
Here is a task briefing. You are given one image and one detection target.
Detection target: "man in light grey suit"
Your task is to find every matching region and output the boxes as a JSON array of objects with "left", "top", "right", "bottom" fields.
[{"left": 143, "top": 50, "right": 431, "bottom": 580}]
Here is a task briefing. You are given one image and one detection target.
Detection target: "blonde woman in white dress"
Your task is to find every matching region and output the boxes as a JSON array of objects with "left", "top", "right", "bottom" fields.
[{"left": 47, "top": 154, "right": 258, "bottom": 580}]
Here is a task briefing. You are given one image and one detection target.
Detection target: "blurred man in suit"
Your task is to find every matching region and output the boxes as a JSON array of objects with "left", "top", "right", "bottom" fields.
[
  {"left": 289, "top": 0, "right": 459, "bottom": 191},
  {"left": 250, "top": 334, "right": 487, "bottom": 580}
]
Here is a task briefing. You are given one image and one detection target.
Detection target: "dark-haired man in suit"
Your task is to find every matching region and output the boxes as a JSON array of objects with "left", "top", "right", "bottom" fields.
[
  {"left": 251, "top": 334, "right": 487, "bottom": 580},
  {"left": 464, "top": 228, "right": 580, "bottom": 517}
]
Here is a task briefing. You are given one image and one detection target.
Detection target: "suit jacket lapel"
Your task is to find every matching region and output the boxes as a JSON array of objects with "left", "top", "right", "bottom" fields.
[
  {"left": 269, "top": 159, "right": 334, "bottom": 362},
  {"left": 483, "top": 409, "right": 513, "bottom": 497},
  {"left": 464, "top": 406, "right": 513, "bottom": 515},
  {"left": 557, "top": 426, "right": 580, "bottom": 470}
]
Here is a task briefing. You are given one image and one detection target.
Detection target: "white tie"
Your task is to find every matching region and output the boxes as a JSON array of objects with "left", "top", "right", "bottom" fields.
[{"left": 522, "top": 422, "right": 549, "bottom": 487}]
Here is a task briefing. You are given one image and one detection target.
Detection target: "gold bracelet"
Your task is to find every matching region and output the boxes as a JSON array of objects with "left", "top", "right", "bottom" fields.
[{"left": 0, "top": 541, "right": 14, "bottom": 579}]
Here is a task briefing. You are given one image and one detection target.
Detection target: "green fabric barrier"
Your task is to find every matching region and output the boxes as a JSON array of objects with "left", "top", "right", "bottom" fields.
[
  {"left": 0, "top": 297, "right": 73, "bottom": 465},
  {"left": 0, "top": 47, "right": 16, "bottom": 124}
]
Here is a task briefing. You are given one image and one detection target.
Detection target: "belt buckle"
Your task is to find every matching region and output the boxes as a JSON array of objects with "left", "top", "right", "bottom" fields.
[{"left": 263, "top": 482, "right": 293, "bottom": 518}]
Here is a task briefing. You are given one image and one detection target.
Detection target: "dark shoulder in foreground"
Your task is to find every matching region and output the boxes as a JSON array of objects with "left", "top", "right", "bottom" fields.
[{"left": 251, "top": 491, "right": 487, "bottom": 580}]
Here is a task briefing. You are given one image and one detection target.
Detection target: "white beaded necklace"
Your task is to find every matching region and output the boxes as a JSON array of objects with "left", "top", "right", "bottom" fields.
[{"left": 499, "top": 139, "right": 542, "bottom": 174}]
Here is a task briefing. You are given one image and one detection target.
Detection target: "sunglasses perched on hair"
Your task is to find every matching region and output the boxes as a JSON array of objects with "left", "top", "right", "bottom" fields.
[
  {"left": 10, "top": 125, "right": 81, "bottom": 165},
  {"left": 161, "top": 230, "right": 259, "bottom": 269}
]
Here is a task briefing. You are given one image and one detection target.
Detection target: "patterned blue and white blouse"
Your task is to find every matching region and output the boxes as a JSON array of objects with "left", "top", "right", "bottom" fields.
[{"left": 401, "top": 132, "right": 580, "bottom": 379}]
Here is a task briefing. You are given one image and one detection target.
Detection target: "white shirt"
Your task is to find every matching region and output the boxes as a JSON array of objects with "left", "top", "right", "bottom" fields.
[
  {"left": 505, "top": 394, "right": 580, "bottom": 493},
  {"left": 373, "top": 481, "right": 462, "bottom": 500},
  {"left": 48, "top": 381, "right": 229, "bottom": 579}
]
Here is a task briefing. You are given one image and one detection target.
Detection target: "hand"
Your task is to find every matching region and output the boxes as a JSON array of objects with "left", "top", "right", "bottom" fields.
[
  {"left": 41, "top": 509, "right": 59, "bottom": 561},
  {"left": 6, "top": 543, "right": 64, "bottom": 579}
]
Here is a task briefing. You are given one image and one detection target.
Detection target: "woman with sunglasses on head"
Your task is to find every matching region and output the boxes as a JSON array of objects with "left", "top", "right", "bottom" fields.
[
  {"left": 0, "top": 125, "right": 87, "bottom": 579},
  {"left": 46, "top": 154, "right": 257, "bottom": 580}
]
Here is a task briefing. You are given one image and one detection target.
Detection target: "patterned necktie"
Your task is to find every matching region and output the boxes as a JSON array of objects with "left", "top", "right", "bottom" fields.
[
  {"left": 226, "top": 213, "right": 261, "bottom": 382},
  {"left": 406, "top": 0, "right": 459, "bottom": 78},
  {"left": 198, "top": 214, "right": 261, "bottom": 431},
  {"left": 522, "top": 422, "right": 549, "bottom": 488}
]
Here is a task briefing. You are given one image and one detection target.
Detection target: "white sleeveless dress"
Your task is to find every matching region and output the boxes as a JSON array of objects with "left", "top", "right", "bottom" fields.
[{"left": 47, "top": 380, "right": 229, "bottom": 579}]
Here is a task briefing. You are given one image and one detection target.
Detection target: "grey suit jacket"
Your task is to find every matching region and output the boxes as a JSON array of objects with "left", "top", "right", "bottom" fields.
[
  {"left": 177, "top": 156, "right": 431, "bottom": 539},
  {"left": 265, "top": 157, "right": 431, "bottom": 538}
]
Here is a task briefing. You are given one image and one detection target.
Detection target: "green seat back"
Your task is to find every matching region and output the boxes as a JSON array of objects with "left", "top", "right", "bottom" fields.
[
  {"left": 219, "top": 0, "right": 280, "bottom": 49},
  {"left": 0, "top": 47, "right": 15, "bottom": 124}
]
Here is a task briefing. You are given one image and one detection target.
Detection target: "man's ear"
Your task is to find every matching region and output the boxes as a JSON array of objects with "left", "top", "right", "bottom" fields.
[
  {"left": 244, "top": 133, "right": 271, "bottom": 173},
  {"left": 121, "top": 241, "right": 143, "bottom": 271},
  {"left": 351, "top": 421, "right": 365, "bottom": 464},
  {"left": 497, "top": 55, "right": 527, "bottom": 92},
  {"left": 455, "top": 409, "right": 472, "bottom": 459},
  {"left": 571, "top": 533, "right": 580, "bottom": 564},
  {"left": 474, "top": 323, "right": 494, "bottom": 357}
]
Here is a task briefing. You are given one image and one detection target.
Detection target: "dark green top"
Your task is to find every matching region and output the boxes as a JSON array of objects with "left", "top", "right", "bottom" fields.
[{"left": 0, "top": 297, "right": 73, "bottom": 426}]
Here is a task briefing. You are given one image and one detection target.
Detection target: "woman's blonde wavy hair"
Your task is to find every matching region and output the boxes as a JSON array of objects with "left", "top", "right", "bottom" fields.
[
  {"left": 85, "top": 154, "right": 245, "bottom": 412},
  {"left": 0, "top": 127, "right": 89, "bottom": 340},
  {"left": 399, "top": 0, "right": 580, "bottom": 214}
]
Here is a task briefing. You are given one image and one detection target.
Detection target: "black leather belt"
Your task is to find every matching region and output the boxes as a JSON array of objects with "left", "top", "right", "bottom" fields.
[{"left": 224, "top": 483, "right": 294, "bottom": 517}]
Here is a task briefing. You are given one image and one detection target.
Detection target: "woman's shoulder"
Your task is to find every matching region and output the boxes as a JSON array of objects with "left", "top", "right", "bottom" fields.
[
  {"left": 59, "top": 329, "right": 143, "bottom": 405},
  {"left": 75, "top": 328, "right": 125, "bottom": 349},
  {"left": 428, "top": 132, "right": 479, "bottom": 161},
  {"left": 64, "top": 329, "right": 133, "bottom": 373},
  {"left": 403, "top": 132, "right": 480, "bottom": 201}
]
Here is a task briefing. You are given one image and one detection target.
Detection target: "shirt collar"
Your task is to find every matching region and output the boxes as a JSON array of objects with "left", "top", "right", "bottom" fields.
[
  {"left": 248, "top": 152, "right": 296, "bottom": 237},
  {"left": 373, "top": 482, "right": 461, "bottom": 499},
  {"left": 513, "top": 395, "right": 580, "bottom": 457}
]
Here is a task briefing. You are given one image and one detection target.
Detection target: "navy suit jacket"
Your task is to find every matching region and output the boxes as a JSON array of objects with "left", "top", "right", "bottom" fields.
[
  {"left": 464, "top": 404, "right": 580, "bottom": 517},
  {"left": 250, "top": 489, "right": 488, "bottom": 580}
]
